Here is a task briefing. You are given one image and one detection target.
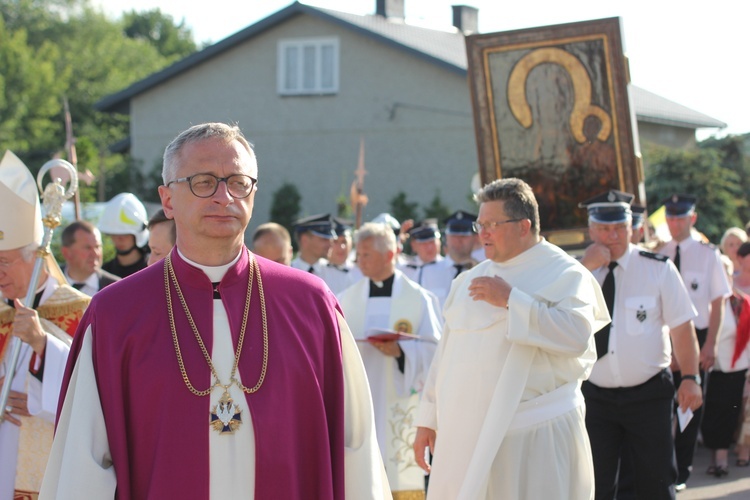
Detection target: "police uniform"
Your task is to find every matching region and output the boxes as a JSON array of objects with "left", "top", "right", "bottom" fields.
[
  {"left": 323, "top": 217, "right": 358, "bottom": 294},
  {"left": 579, "top": 190, "right": 698, "bottom": 500},
  {"left": 658, "top": 194, "right": 731, "bottom": 486},
  {"left": 290, "top": 213, "right": 335, "bottom": 275},
  {"left": 442, "top": 210, "right": 478, "bottom": 274},
  {"left": 402, "top": 222, "right": 452, "bottom": 308}
]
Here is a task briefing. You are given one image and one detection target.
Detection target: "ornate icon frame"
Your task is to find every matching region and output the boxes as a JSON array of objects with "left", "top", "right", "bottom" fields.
[{"left": 466, "top": 17, "right": 643, "bottom": 248}]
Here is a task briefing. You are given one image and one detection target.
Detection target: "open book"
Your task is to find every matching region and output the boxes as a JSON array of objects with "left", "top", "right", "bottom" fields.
[{"left": 357, "top": 328, "right": 438, "bottom": 343}]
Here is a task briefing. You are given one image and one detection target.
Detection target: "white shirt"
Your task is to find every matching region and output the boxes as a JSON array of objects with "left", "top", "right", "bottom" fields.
[
  {"left": 414, "top": 259, "right": 456, "bottom": 308},
  {"left": 714, "top": 299, "right": 750, "bottom": 372},
  {"left": 290, "top": 256, "right": 327, "bottom": 275},
  {"left": 588, "top": 244, "right": 698, "bottom": 388},
  {"left": 660, "top": 236, "right": 731, "bottom": 329},
  {"left": 64, "top": 270, "right": 98, "bottom": 297},
  {"left": 320, "top": 263, "right": 358, "bottom": 295}
]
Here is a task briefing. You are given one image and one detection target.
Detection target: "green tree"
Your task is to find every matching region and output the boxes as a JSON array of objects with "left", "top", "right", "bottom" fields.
[
  {"left": 270, "top": 182, "right": 302, "bottom": 240},
  {"left": 389, "top": 191, "right": 419, "bottom": 224},
  {"left": 1, "top": 0, "right": 198, "bottom": 201},
  {"left": 422, "top": 190, "right": 451, "bottom": 222},
  {"left": 699, "top": 134, "right": 750, "bottom": 225},
  {"left": 644, "top": 145, "right": 742, "bottom": 243},
  {"left": 0, "top": 16, "right": 62, "bottom": 158},
  {"left": 122, "top": 8, "right": 198, "bottom": 62}
]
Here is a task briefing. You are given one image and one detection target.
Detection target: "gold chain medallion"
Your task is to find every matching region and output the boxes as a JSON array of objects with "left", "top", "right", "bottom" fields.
[
  {"left": 164, "top": 249, "right": 269, "bottom": 434},
  {"left": 210, "top": 390, "right": 242, "bottom": 434}
]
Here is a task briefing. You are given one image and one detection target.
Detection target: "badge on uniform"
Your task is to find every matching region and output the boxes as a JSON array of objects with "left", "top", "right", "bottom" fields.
[
  {"left": 636, "top": 306, "right": 647, "bottom": 323},
  {"left": 691, "top": 279, "right": 698, "bottom": 291}
]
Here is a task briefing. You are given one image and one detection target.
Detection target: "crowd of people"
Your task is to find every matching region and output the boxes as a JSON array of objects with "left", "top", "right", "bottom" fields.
[{"left": 1, "top": 122, "right": 749, "bottom": 499}]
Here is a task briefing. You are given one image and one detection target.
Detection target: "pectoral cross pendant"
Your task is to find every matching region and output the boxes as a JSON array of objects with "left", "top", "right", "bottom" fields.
[{"left": 210, "top": 390, "right": 242, "bottom": 434}]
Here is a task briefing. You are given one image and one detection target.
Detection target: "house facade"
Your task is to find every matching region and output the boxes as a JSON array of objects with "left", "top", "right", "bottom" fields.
[{"left": 98, "top": 1, "right": 725, "bottom": 234}]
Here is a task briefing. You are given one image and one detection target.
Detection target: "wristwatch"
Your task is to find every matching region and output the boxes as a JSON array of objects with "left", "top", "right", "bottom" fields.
[{"left": 682, "top": 374, "right": 702, "bottom": 385}]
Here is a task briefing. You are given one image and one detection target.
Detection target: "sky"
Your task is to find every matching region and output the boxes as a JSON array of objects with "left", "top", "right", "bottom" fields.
[{"left": 94, "top": 0, "right": 748, "bottom": 140}]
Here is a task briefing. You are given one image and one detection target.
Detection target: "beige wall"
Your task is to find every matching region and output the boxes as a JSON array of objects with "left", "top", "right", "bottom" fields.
[
  {"left": 636, "top": 121, "right": 697, "bottom": 150},
  {"left": 128, "top": 13, "right": 700, "bottom": 239},
  {"left": 130, "top": 15, "right": 478, "bottom": 236}
]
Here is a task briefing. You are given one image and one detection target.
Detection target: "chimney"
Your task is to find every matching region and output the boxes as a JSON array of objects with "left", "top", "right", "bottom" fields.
[
  {"left": 452, "top": 5, "right": 478, "bottom": 34},
  {"left": 376, "top": 0, "right": 405, "bottom": 20}
]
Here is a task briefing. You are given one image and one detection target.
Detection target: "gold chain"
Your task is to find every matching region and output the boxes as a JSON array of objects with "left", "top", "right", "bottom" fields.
[{"left": 164, "top": 249, "right": 268, "bottom": 396}]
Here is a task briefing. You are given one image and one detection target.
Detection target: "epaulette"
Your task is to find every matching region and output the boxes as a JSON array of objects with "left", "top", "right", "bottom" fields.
[
  {"left": 405, "top": 264, "right": 419, "bottom": 270},
  {"left": 700, "top": 240, "right": 717, "bottom": 249},
  {"left": 639, "top": 250, "right": 669, "bottom": 262}
]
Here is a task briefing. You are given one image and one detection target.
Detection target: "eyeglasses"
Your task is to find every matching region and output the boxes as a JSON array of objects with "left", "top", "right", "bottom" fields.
[
  {"left": 167, "top": 173, "right": 257, "bottom": 199},
  {"left": 472, "top": 219, "right": 522, "bottom": 232}
]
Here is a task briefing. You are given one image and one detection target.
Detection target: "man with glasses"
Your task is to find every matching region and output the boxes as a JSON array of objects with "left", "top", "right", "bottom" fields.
[
  {"left": 579, "top": 189, "right": 702, "bottom": 499},
  {"left": 0, "top": 150, "right": 89, "bottom": 500},
  {"left": 41, "top": 123, "right": 389, "bottom": 498},
  {"left": 413, "top": 178, "right": 609, "bottom": 499}
]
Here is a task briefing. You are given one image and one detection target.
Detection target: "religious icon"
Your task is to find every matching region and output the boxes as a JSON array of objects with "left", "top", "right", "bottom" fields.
[
  {"left": 394, "top": 319, "right": 413, "bottom": 334},
  {"left": 466, "top": 17, "right": 642, "bottom": 248}
]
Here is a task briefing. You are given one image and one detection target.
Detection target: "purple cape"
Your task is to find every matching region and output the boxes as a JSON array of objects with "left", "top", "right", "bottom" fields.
[{"left": 58, "top": 248, "right": 346, "bottom": 499}]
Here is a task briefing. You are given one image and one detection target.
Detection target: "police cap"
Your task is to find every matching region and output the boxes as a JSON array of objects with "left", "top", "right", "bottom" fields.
[
  {"left": 293, "top": 213, "right": 335, "bottom": 239},
  {"left": 579, "top": 189, "right": 634, "bottom": 224},
  {"left": 444, "top": 210, "right": 477, "bottom": 235}
]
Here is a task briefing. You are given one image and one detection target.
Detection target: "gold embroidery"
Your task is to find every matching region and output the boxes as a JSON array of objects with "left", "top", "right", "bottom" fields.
[
  {"left": 392, "top": 490, "right": 425, "bottom": 500},
  {"left": 0, "top": 285, "right": 88, "bottom": 494},
  {"left": 36, "top": 284, "right": 90, "bottom": 320}
]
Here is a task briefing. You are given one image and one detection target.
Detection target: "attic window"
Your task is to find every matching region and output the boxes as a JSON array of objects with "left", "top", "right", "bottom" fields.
[{"left": 278, "top": 37, "right": 339, "bottom": 95}]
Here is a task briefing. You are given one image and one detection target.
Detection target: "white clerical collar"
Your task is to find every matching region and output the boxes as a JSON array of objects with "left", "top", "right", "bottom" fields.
[{"left": 178, "top": 248, "right": 242, "bottom": 283}]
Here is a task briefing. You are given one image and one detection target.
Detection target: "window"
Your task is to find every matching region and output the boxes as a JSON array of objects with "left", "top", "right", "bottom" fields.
[{"left": 278, "top": 37, "right": 339, "bottom": 95}]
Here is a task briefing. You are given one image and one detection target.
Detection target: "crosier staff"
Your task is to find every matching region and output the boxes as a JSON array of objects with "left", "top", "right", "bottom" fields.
[{"left": 0, "top": 159, "right": 77, "bottom": 422}]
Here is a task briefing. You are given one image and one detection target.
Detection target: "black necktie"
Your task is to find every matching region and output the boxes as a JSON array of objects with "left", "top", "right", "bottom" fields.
[
  {"left": 71, "top": 283, "right": 85, "bottom": 290},
  {"left": 454, "top": 264, "right": 464, "bottom": 278},
  {"left": 595, "top": 261, "right": 618, "bottom": 359},
  {"left": 308, "top": 266, "right": 315, "bottom": 274},
  {"left": 674, "top": 245, "right": 681, "bottom": 272}
]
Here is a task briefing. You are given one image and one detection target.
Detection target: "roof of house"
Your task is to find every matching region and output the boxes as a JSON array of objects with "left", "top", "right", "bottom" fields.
[
  {"left": 97, "top": 1, "right": 725, "bottom": 130},
  {"left": 629, "top": 86, "right": 725, "bottom": 129}
]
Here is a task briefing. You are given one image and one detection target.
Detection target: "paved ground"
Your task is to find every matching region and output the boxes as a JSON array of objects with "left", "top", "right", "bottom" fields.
[{"left": 678, "top": 444, "right": 750, "bottom": 499}]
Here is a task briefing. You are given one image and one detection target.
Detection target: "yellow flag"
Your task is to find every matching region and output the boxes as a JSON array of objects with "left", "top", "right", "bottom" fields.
[{"left": 648, "top": 205, "right": 672, "bottom": 242}]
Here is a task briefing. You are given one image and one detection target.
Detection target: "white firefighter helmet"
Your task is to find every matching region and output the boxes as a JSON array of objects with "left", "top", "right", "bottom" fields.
[{"left": 99, "top": 193, "right": 149, "bottom": 247}]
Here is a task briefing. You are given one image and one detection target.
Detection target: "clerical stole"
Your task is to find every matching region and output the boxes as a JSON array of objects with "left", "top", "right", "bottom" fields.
[{"left": 340, "top": 275, "right": 426, "bottom": 498}]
